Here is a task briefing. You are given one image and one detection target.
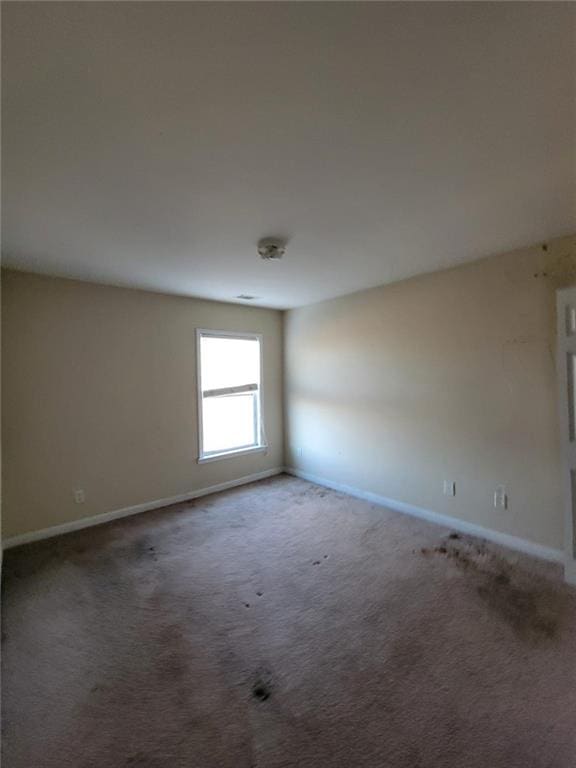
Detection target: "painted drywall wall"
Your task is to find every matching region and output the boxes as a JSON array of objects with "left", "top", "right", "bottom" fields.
[
  {"left": 284, "top": 235, "right": 576, "bottom": 551},
  {"left": 2, "top": 271, "right": 283, "bottom": 538}
]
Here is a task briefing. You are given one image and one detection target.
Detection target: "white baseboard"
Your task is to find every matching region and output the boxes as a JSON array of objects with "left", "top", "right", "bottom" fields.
[
  {"left": 4, "top": 465, "right": 568, "bottom": 578},
  {"left": 285, "top": 466, "right": 565, "bottom": 565},
  {"left": 3, "top": 467, "right": 284, "bottom": 549}
]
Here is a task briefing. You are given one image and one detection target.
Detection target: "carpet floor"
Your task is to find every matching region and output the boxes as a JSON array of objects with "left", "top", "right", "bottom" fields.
[{"left": 3, "top": 474, "right": 576, "bottom": 768}]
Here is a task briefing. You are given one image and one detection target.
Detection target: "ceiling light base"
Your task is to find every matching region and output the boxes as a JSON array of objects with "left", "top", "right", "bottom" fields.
[{"left": 258, "top": 238, "right": 286, "bottom": 261}]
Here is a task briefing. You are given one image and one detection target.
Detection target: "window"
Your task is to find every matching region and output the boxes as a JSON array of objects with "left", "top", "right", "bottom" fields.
[{"left": 196, "top": 330, "right": 265, "bottom": 462}]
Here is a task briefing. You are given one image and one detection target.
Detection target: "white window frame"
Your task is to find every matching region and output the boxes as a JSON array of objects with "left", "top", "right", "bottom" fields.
[{"left": 196, "top": 328, "right": 266, "bottom": 463}]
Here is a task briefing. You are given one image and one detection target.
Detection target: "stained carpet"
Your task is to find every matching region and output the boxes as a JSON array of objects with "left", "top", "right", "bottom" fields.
[{"left": 3, "top": 474, "right": 576, "bottom": 767}]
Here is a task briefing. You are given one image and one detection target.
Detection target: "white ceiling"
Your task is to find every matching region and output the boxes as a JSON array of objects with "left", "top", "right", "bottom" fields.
[{"left": 2, "top": 2, "right": 575, "bottom": 309}]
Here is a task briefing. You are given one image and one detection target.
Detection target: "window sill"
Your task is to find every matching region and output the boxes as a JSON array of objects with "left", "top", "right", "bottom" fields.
[{"left": 197, "top": 445, "right": 267, "bottom": 464}]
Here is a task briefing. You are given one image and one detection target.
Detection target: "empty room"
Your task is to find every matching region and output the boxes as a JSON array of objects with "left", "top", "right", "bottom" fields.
[{"left": 1, "top": 2, "right": 576, "bottom": 766}]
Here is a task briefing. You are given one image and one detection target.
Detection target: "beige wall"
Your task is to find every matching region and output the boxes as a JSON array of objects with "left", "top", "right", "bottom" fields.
[
  {"left": 5, "top": 236, "right": 576, "bottom": 547},
  {"left": 284, "top": 235, "right": 576, "bottom": 551},
  {"left": 2, "top": 271, "right": 284, "bottom": 539}
]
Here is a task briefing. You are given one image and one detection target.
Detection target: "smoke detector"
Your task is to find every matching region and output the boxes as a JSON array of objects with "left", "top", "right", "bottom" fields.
[{"left": 258, "top": 237, "right": 286, "bottom": 261}]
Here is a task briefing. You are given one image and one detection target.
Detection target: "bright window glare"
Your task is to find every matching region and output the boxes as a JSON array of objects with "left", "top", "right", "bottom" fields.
[
  {"left": 200, "top": 337, "right": 259, "bottom": 391},
  {"left": 202, "top": 394, "right": 256, "bottom": 453},
  {"left": 199, "top": 334, "right": 262, "bottom": 457}
]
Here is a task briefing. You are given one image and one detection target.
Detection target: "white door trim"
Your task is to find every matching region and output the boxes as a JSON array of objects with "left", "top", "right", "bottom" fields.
[{"left": 556, "top": 287, "right": 576, "bottom": 584}]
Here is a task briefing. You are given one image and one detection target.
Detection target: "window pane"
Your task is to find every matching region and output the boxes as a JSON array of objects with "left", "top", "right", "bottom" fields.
[
  {"left": 202, "top": 393, "right": 257, "bottom": 454},
  {"left": 200, "top": 336, "right": 260, "bottom": 391}
]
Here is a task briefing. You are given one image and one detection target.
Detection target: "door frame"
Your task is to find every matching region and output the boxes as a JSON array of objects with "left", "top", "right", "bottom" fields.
[{"left": 556, "top": 287, "right": 576, "bottom": 585}]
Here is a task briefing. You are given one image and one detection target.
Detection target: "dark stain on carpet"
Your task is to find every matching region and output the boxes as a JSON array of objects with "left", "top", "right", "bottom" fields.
[
  {"left": 126, "top": 753, "right": 158, "bottom": 767},
  {"left": 476, "top": 579, "right": 558, "bottom": 641},
  {"left": 423, "top": 535, "right": 566, "bottom": 642},
  {"left": 252, "top": 680, "right": 272, "bottom": 702}
]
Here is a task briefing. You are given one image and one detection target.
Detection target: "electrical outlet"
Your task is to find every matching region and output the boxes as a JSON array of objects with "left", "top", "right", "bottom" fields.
[
  {"left": 74, "top": 489, "right": 85, "bottom": 504},
  {"left": 493, "top": 485, "right": 507, "bottom": 510},
  {"left": 443, "top": 480, "right": 456, "bottom": 497}
]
